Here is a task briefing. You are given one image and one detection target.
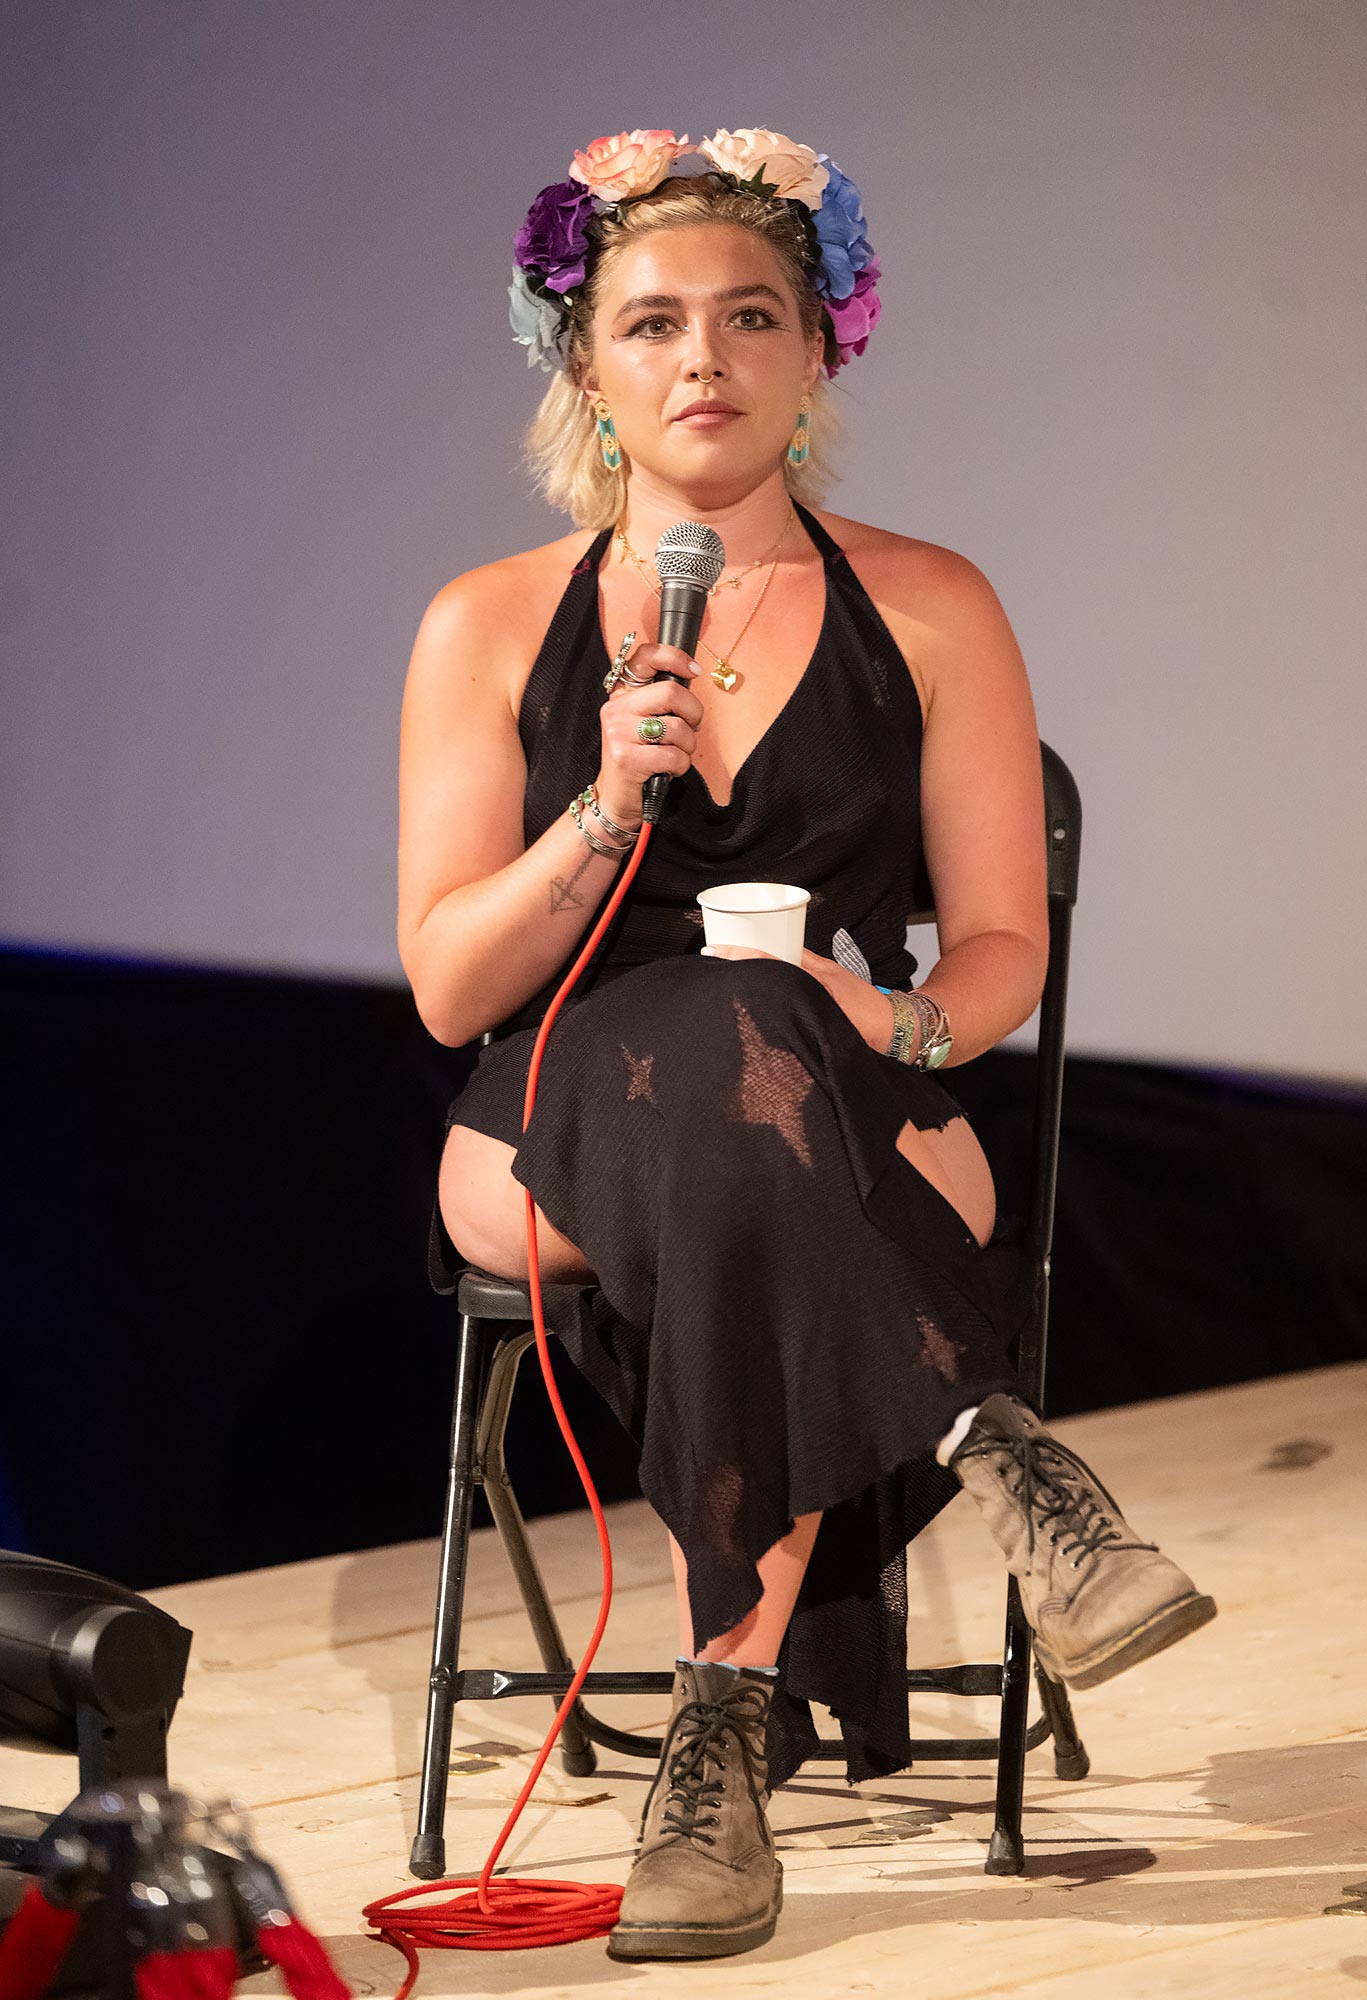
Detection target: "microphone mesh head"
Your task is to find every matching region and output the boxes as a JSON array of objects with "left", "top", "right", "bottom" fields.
[{"left": 655, "top": 521, "right": 726, "bottom": 591}]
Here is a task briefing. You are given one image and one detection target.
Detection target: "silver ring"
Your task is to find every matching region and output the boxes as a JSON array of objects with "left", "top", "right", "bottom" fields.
[
  {"left": 637, "top": 716, "right": 666, "bottom": 743},
  {"left": 602, "top": 629, "right": 639, "bottom": 693}
]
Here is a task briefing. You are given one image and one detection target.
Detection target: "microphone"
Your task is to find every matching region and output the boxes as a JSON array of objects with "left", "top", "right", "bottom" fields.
[{"left": 642, "top": 521, "right": 726, "bottom": 822}]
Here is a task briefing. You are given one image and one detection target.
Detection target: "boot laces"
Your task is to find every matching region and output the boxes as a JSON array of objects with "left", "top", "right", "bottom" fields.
[
  {"left": 640, "top": 1686, "right": 770, "bottom": 1848},
  {"left": 963, "top": 1424, "right": 1157, "bottom": 1567}
]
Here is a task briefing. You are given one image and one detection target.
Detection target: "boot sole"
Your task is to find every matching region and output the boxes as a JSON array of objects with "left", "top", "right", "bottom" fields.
[
  {"left": 606, "top": 1878, "right": 783, "bottom": 1961},
  {"left": 1037, "top": 1592, "right": 1218, "bottom": 1690}
]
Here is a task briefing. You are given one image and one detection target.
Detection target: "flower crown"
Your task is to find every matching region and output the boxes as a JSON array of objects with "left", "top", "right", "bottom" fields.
[{"left": 508, "top": 126, "right": 881, "bottom": 379}]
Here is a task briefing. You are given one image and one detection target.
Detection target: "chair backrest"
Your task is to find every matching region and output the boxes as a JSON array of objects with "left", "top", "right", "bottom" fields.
[{"left": 898, "top": 739, "right": 1081, "bottom": 1406}]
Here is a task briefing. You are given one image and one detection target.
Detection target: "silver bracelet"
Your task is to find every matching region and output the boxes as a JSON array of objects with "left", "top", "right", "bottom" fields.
[
  {"left": 568, "top": 792, "right": 630, "bottom": 858},
  {"left": 885, "top": 989, "right": 953, "bottom": 1070},
  {"left": 581, "top": 781, "right": 640, "bottom": 844}
]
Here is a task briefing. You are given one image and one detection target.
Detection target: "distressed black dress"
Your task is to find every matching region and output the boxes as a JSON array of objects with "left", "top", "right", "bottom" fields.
[{"left": 427, "top": 504, "right": 1031, "bottom": 1788}]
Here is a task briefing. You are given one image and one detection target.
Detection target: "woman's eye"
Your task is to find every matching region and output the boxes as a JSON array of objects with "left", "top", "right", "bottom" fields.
[
  {"left": 733, "top": 308, "right": 777, "bottom": 330},
  {"left": 628, "top": 315, "right": 675, "bottom": 338}
]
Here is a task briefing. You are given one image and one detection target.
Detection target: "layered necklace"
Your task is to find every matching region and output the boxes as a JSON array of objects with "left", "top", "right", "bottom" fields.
[{"left": 614, "top": 505, "right": 797, "bottom": 693}]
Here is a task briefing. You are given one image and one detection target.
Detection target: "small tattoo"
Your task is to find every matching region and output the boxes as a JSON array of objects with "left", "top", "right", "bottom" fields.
[
  {"left": 547, "top": 856, "right": 591, "bottom": 916},
  {"left": 549, "top": 852, "right": 592, "bottom": 913}
]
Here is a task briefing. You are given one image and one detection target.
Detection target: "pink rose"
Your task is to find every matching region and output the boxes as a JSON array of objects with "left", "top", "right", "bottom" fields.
[
  {"left": 568, "top": 129, "right": 691, "bottom": 202},
  {"left": 698, "top": 128, "right": 829, "bottom": 209}
]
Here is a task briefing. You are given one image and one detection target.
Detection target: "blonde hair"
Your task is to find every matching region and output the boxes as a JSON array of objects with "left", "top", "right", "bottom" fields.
[{"left": 524, "top": 175, "right": 843, "bottom": 528}]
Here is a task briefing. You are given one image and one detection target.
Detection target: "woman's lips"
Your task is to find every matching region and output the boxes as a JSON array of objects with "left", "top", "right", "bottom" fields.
[{"left": 674, "top": 405, "right": 742, "bottom": 428}]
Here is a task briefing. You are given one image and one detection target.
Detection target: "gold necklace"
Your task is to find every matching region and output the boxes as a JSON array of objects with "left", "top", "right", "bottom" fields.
[
  {"left": 614, "top": 507, "right": 797, "bottom": 692},
  {"left": 616, "top": 510, "right": 795, "bottom": 597}
]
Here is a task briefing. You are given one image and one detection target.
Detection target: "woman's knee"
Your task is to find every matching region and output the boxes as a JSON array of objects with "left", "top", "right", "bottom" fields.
[
  {"left": 439, "top": 1122, "right": 595, "bottom": 1282},
  {"left": 701, "top": 955, "right": 827, "bottom": 1041}
]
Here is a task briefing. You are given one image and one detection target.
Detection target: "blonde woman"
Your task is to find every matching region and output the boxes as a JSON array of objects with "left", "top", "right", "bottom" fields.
[{"left": 398, "top": 129, "right": 1214, "bottom": 1961}]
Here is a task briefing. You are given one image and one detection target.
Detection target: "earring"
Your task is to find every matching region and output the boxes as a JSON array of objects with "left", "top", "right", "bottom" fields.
[
  {"left": 787, "top": 396, "right": 812, "bottom": 467},
  {"left": 593, "top": 399, "right": 622, "bottom": 472}
]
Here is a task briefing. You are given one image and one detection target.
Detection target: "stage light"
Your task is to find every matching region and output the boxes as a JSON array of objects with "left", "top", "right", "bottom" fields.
[{"left": 0, "top": 1550, "right": 192, "bottom": 1876}]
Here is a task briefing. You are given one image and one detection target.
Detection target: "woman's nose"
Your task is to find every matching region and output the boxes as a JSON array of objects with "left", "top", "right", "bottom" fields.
[{"left": 685, "top": 326, "right": 726, "bottom": 382}]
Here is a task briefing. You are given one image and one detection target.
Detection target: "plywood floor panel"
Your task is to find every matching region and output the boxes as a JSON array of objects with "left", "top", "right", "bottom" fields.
[{"left": 3, "top": 1364, "right": 1364, "bottom": 1997}]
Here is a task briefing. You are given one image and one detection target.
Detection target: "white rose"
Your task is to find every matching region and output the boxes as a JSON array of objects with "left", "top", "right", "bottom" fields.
[{"left": 698, "top": 127, "right": 829, "bottom": 209}]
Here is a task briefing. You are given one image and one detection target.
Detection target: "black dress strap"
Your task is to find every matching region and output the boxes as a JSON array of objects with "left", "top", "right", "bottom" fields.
[
  {"left": 792, "top": 499, "right": 848, "bottom": 565},
  {"left": 570, "top": 525, "right": 614, "bottom": 578}
]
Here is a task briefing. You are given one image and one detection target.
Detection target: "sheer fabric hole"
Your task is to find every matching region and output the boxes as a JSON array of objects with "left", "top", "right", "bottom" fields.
[{"left": 726, "top": 999, "right": 815, "bottom": 1169}]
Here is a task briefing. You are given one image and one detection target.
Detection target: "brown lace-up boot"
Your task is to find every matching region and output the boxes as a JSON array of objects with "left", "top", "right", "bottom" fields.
[
  {"left": 949, "top": 1394, "right": 1217, "bottom": 1689},
  {"left": 606, "top": 1659, "right": 782, "bottom": 1961}
]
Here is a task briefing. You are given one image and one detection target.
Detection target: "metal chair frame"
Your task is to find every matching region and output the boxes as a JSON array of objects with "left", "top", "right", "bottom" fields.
[{"left": 410, "top": 743, "right": 1087, "bottom": 1882}]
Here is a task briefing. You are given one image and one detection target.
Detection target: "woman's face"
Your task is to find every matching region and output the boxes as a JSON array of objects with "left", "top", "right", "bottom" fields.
[{"left": 582, "top": 222, "right": 822, "bottom": 502}]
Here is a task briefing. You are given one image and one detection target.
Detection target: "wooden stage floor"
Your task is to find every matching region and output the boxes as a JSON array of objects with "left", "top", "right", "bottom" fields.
[{"left": 6, "top": 1362, "right": 1365, "bottom": 1997}]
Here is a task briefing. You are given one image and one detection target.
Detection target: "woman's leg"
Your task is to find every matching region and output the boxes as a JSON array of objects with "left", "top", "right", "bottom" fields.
[
  {"left": 438, "top": 1121, "right": 597, "bottom": 1280},
  {"left": 668, "top": 1514, "right": 822, "bottom": 1665}
]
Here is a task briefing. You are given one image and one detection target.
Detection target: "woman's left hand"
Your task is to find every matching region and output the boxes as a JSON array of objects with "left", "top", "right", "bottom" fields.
[{"left": 701, "top": 944, "right": 894, "bottom": 1054}]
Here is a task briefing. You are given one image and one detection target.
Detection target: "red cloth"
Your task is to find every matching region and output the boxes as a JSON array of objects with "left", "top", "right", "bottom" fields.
[
  {"left": 0, "top": 1883, "right": 80, "bottom": 2000},
  {"left": 256, "top": 1919, "right": 349, "bottom": 2000},
  {"left": 133, "top": 1947, "right": 237, "bottom": 2000}
]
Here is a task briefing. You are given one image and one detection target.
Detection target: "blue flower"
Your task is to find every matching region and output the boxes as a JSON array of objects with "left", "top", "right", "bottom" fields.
[
  {"left": 812, "top": 157, "right": 875, "bottom": 301},
  {"left": 507, "top": 266, "right": 570, "bottom": 372}
]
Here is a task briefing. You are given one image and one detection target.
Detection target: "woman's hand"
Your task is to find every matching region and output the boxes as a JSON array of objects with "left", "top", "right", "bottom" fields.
[
  {"left": 701, "top": 943, "right": 896, "bottom": 1054},
  {"left": 595, "top": 640, "right": 705, "bottom": 829}
]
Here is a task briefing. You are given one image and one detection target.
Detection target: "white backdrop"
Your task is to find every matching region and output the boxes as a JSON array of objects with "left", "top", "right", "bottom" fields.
[{"left": 3, "top": 0, "right": 1364, "bottom": 1084}]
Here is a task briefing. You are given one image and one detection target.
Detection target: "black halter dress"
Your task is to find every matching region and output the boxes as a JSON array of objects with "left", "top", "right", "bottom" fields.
[{"left": 427, "top": 503, "right": 1031, "bottom": 1788}]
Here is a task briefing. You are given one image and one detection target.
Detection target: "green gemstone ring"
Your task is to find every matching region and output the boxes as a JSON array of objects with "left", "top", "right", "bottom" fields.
[{"left": 637, "top": 717, "right": 667, "bottom": 744}]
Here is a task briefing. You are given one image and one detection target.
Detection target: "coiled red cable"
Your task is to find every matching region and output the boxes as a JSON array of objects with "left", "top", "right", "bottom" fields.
[{"left": 364, "top": 824, "right": 658, "bottom": 1992}]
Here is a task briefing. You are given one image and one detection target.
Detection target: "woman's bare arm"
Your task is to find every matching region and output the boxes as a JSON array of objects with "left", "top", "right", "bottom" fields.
[
  {"left": 397, "top": 564, "right": 703, "bottom": 1047},
  {"left": 898, "top": 545, "right": 1051, "bottom": 1063},
  {"left": 396, "top": 568, "right": 622, "bottom": 1046}
]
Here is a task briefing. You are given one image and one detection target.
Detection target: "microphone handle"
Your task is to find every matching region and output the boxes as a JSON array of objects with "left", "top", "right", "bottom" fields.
[{"left": 642, "top": 578, "right": 709, "bottom": 824}]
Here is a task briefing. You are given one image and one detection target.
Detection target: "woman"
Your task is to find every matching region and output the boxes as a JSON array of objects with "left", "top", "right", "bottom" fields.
[{"left": 398, "top": 128, "right": 1214, "bottom": 1962}]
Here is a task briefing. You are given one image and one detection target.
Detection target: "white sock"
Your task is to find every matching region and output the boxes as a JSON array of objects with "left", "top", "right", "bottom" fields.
[
  {"left": 681, "top": 1656, "right": 779, "bottom": 1678},
  {"left": 936, "top": 1404, "right": 981, "bottom": 1467}
]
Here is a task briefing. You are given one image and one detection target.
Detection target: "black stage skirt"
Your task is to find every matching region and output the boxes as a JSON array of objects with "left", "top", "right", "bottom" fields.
[{"left": 428, "top": 954, "right": 1032, "bottom": 1788}]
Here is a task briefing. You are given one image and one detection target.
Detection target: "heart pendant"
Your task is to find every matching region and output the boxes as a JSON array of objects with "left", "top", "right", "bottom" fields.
[{"left": 710, "top": 661, "right": 739, "bottom": 693}]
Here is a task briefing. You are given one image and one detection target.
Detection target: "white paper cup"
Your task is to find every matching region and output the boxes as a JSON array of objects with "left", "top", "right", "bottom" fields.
[{"left": 696, "top": 882, "right": 811, "bottom": 965}]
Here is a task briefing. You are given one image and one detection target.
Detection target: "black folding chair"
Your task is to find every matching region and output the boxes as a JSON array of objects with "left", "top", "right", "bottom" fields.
[{"left": 409, "top": 741, "right": 1087, "bottom": 1882}]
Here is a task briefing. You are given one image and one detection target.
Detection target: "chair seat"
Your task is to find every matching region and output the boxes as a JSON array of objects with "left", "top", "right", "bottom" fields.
[{"left": 458, "top": 1268, "right": 536, "bottom": 1319}]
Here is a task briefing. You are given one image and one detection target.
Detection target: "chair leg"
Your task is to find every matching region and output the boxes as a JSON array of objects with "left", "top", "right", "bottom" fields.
[
  {"left": 478, "top": 1331, "right": 597, "bottom": 1778},
  {"left": 1035, "top": 1661, "right": 1090, "bottom": 1779},
  {"left": 410, "top": 1311, "right": 486, "bottom": 1880},
  {"left": 985, "top": 1578, "right": 1033, "bottom": 1875}
]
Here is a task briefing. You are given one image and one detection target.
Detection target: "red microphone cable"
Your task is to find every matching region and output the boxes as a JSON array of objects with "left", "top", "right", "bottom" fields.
[{"left": 364, "top": 821, "right": 660, "bottom": 1991}]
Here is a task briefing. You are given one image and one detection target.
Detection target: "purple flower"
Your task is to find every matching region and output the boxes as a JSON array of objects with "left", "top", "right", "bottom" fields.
[
  {"left": 513, "top": 179, "right": 596, "bottom": 295},
  {"left": 812, "top": 158, "right": 874, "bottom": 301},
  {"left": 824, "top": 257, "right": 882, "bottom": 372}
]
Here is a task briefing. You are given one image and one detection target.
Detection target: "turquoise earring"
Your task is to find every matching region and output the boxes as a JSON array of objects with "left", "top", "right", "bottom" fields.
[
  {"left": 593, "top": 399, "right": 622, "bottom": 471},
  {"left": 787, "top": 396, "right": 812, "bottom": 467}
]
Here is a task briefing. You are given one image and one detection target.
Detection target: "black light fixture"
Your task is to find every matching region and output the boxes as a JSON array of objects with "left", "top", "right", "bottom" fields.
[{"left": 0, "top": 1550, "right": 192, "bottom": 1875}]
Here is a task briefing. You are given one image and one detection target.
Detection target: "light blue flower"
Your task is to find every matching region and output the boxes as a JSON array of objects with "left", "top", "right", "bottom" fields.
[
  {"left": 813, "top": 157, "right": 875, "bottom": 302},
  {"left": 508, "top": 266, "right": 570, "bottom": 372}
]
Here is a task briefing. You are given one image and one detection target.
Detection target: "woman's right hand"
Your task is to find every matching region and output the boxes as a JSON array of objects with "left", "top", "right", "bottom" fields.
[{"left": 596, "top": 640, "right": 705, "bottom": 828}]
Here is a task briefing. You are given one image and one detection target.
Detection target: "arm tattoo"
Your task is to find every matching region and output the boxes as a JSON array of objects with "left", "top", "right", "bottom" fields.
[{"left": 549, "top": 848, "right": 594, "bottom": 914}]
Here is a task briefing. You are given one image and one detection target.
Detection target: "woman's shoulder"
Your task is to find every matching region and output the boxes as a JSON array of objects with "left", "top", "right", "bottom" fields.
[
  {"left": 809, "top": 509, "right": 1020, "bottom": 717},
  {"left": 404, "top": 527, "right": 601, "bottom": 739},
  {"left": 811, "top": 508, "right": 999, "bottom": 611},
  {"left": 419, "top": 526, "right": 598, "bottom": 645}
]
